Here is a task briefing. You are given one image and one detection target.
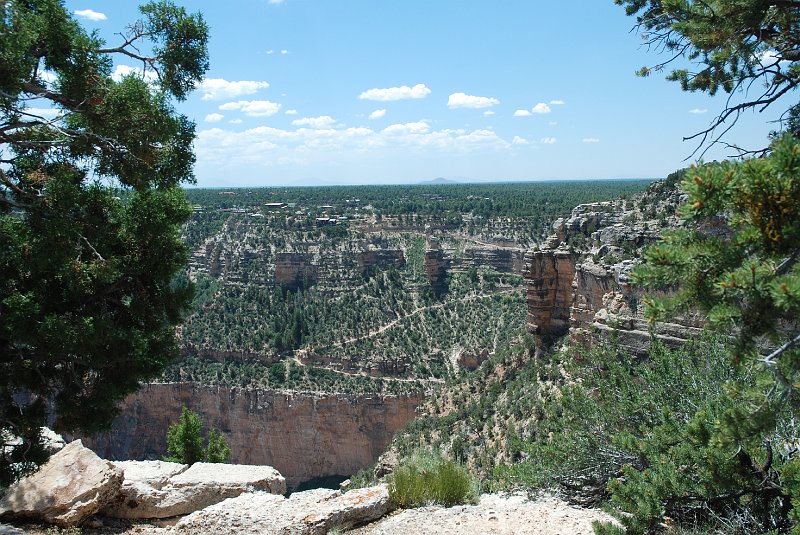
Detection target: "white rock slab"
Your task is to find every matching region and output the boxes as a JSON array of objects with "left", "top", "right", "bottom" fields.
[
  {"left": 174, "top": 485, "right": 391, "bottom": 535},
  {"left": 0, "top": 440, "right": 123, "bottom": 526}
]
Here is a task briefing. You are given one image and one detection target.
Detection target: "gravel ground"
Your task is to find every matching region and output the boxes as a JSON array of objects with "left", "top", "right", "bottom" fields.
[{"left": 350, "top": 493, "right": 617, "bottom": 535}]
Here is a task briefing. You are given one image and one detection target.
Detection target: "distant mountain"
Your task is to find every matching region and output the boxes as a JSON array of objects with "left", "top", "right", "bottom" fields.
[{"left": 418, "top": 177, "right": 462, "bottom": 185}]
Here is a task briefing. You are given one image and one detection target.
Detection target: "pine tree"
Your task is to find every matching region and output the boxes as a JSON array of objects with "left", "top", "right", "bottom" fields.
[
  {"left": 0, "top": 0, "right": 208, "bottom": 484},
  {"left": 164, "top": 406, "right": 230, "bottom": 465}
]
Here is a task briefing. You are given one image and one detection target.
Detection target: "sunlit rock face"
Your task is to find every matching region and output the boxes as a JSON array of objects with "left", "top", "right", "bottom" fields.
[{"left": 81, "top": 383, "right": 422, "bottom": 489}]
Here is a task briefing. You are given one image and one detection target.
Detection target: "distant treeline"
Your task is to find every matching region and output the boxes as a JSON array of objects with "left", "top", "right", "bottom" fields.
[{"left": 185, "top": 180, "right": 653, "bottom": 219}]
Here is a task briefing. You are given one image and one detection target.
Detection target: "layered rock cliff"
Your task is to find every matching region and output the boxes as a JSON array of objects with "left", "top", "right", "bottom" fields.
[
  {"left": 82, "top": 384, "right": 422, "bottom": 489},
  {"left": 523, "top": 177, "right": 705, "bottom": 355}
]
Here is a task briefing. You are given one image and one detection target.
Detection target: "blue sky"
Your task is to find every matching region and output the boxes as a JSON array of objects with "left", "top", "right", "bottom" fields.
[{"left": 65, "top": 1, "right": 785, "bottom": 187}]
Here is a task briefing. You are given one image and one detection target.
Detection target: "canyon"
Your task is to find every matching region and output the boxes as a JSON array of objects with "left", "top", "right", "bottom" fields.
[{"left": 82, "top": 384, "right": 423, "bottom": 489}]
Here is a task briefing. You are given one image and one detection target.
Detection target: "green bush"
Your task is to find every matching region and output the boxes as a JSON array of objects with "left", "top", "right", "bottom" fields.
[
  {"left": 164, "top": 406, "right": 230, "bottom": 465},
  {"left": 388, "top": 449, "right": 476, "bottom": 508}
]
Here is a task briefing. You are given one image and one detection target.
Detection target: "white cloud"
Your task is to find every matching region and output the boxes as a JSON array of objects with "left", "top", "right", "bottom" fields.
[
  {"left": 483, "top": 110, "right": 495, "bottom": 117},
  {"left": 205, "top": 113, "right": 224, "bottom": 123},
  {"left": 269, "top": 0, "right": 285, "bottom": 4},
  {"left": 382, "top": 121, "right": 430, "bottom": 135},
  {"left": 548, "top": 121, "right": 558, "bottom": 126},
  {"left": 23, "top": 107, "right": 61, "bottom": 119},
  {"left": 550, "top": 100, "right": 565, "bottom": 105},
  {"left": 512, "top": 136, "right": 529, "bottom": 145},
  {"left": 266, "top": 50, "right": 274, "bottom": 55},
  {"left": 112, "top": 65, "right": 157, "bottom": 83},
  {"left": 229, "top": 119, "right": 243, "bottom": 124},
  {"left": 532, "top": 103, "right": 551, "bottom": 114},
  {"left": 369, "top": 109, "right": 387, "bottom": 120},
  {"left": 281, "top": 50, "right": 289, "bottom": 55},
  {"left": 540, "top": 137, "right": 557, "bottom": 144},
  {"left": 220, "top": 100, "right": 281, "bottom": 117},
  {"left": 513, "top": 109, "right": 532, "bottom": 117},
  {"left": 195, "top": 121, "right": 512, "bottom": 169},
  {"left": 689, "top": 108, "right": 708, "bottom": 114},
  {"left": 582, "top": 138, "right": 600, "bottom": 143},
  {"left": 292, "top": 116, "right": 337, "bottom": 129},
  {"left": 447, "top": 93, "right": 499, "bottom": 109},
  {"left": 285, "top": 109, "right": 298, "bottom": 115},
  {"left": 359, "top": 84, "right": 431, "bottom": 101},
  {"left": 74, "top": 9, "right": 106, "bottom": 21},
  {"left": 198, "top": 78, "right": 270, "bottom": 101}
]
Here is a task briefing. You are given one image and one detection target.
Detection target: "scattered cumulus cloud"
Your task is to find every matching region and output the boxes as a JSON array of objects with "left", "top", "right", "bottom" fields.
[
  {"left": 548, "top": 121, "right": 558, "bottom": 126},
  {"left": 512, "top": 136, "right": 529, "bottom": 145},
  {"left": 267, "top": 50, "right": 274, "bottom": 55},
  {"left": 219, "top": 100, "right": 281, "bottom": 117},
  {"left": 268, "top": 0, "right": 285, "bottom": 4},
  {"left": 540, "top": 137, "right": 557, "bottom": 144},
  {"left": 285, "top": 109, "right": 298, "bottom": 115},
  {"left": 447, "top": 92, "right": 499, "bottom": 109},
  {"left": 198, "top": 78, "right": 270, "bottom": 101},
  {"left": 483, "top": 110, "right": 495, "bottom": 117},
  {"left": 74, "top": 9, "right": 106, "bottom": 21},
  {"left": 111, "top": 65, "right": 157, "bottom": 83},
  {"left": 550, "top": 100, "right": 565, "bottom": 105},
  {"left": 229, "top": 119, "right": 243, "bottom": 124},
  {"left": 689, "top": 108, "right": 708, "bottom": 114},
  {"left": 513, "top": 109, "right": 532, "bottom": 117},
  {"left": 291, "top": 116, "right": 337, "bottom": 129},
  {"left": 582, "top": 138, "right": 600, "bottom": 143},
  {"left": 205, "top": 113, "right": 224, "bottom": 123},
  {"left": 532, "top": 103, "right": 551, "bottom": 114},
  {"left": 369, "top": 109, "right": 387, "bottom": 120},
  {"left": 359, "top": 84, "right": 431, "bottom": 101},
  {"left": 195, "top": 121, "right": 513, "bottom": 168},
  {"left": 281, "top": 50, "right": 289, "bottom": 55}
]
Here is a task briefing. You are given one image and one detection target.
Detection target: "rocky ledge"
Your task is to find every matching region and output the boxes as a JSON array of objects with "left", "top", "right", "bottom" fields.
[{"left": 0, "top": 441, "right": 616, "bottom": 535}]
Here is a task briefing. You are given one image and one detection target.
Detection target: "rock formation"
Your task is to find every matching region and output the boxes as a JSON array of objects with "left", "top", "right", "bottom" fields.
[
  {"left": 0, "top": 440, "right": 123, "bottom": 527},
  {"left": 356, "top": 249, "right": 405, "bottom": 275},
  {"left": 274, "top": 252, "right": 318, "bottom": 289},
  {"left": 174, "top": 485, "right": 391, "bottom": 535},
  {"left": 462, "top": 247, "right": 525, "bottom": 274},
  {"left": 102, "top": 461, "right": 285, "bottom": 519},
  {"left": 523, "top": 178, "right": 705, "bottom": 355},
  {"left": 81, "top": 383, "right": 422, "bottom": 489},
  {"left": 424, "top": 238, "right": 448, "bottom": 291}
]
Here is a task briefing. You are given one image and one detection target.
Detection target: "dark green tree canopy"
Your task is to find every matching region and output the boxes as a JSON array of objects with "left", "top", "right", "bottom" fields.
[
  {"left": 0, "top": 0, "right": 208, "bottom": 485},
  {"left": 616, "top": 0, "right": 800, "bottom": 153}
]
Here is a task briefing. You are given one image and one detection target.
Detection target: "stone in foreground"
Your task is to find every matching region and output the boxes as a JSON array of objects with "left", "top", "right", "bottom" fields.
[
  {"left": 175, "top": 485, "right": 390, "bottom": 535},
  {"left": 0, "top": 440, "right": 123, "bottom": 526},
  {"left": 102, "top": 461, "right": 286, "bottom": 519}
]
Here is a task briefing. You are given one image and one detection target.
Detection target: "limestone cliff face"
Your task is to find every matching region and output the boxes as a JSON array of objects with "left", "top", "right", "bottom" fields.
[
  {"left": 462, "top": 247, "right": 525, "bottom": 274},
  {"left": 82, "top": 383, "right": 422, "bottom": 489},
  {"left": 523, "top": 178, "right": 705, "bottom": 355},
  {"left": 274, "top": 252, "right": 318, "bottom": 289}
]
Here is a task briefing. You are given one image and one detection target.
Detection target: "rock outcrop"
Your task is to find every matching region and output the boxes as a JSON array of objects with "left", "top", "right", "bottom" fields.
[
  {"left": 274, "top": 252, "right": 318, "bottom": 289},
  {"left": 462, "top": 247, "right": 525, "bottom": 274},
  {"left": 0, "top": 440, "right": 123, "bottom": 527},
  {"left": 81, "top": 383, "right": 422, "bottom": 489},
  {"left": 103, "top": 461, "right": 285, "bottom": 519},
  {"left": 356, "top": 249, "right": 405, "bottom": 275},
  {"left": 174, "top": 485, "right": 391, "bottom": 535},
  {"left": 424, "top": 238, "right": 448, "bottom": 291},
  {"left": 523, "top": 178, "right": 705, "bottom": 355}
]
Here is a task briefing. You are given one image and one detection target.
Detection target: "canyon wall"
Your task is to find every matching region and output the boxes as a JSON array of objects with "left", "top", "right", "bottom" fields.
[
  {"left": 523, "top": 179, "right": 705, "bottom": 355},
  {"left": 82, "top": 383, "right": 422, "bottom": 489}
]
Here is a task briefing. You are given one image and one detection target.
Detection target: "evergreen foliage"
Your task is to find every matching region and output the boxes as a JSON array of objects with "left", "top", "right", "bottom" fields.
[
  {"left": 615, "top": 0, "right": 800, "bottom": 151},
  {"left": 0, "top": 0, "right": 208, "bottom": 484},
  {"left": 165, "top": 406, "right": 230, "bottom": 465}
]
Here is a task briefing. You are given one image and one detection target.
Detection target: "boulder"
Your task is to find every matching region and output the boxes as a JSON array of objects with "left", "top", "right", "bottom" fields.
[
  {"left": 102, "top": 462, "right": 286, "bottom": 519},
  {"left": 0, "top": 525, "right": 27, "bottom": 535},
  {"left": 0, "top": 440, "right": 123, "bottom": 527},
  {"left": 174, "top": 485, "right": 391, "bottom": 535}
]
